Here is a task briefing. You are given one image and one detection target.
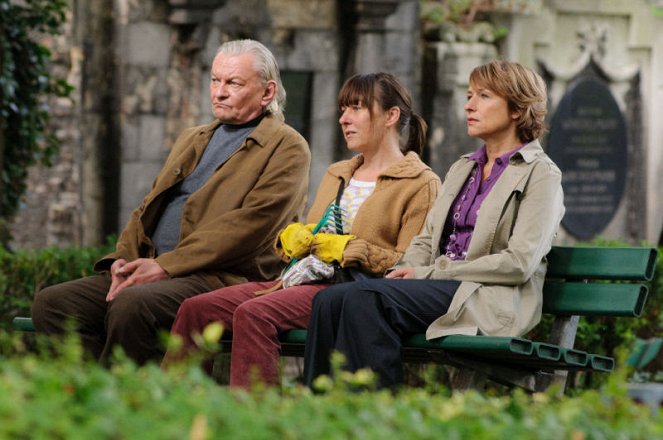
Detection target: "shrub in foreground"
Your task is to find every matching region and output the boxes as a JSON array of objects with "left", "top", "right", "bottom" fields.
[
  {"left": 0, "top": 332, "right": 661, "bottom": 439},
  {"left": 0, "top": 239, "right": 114, "bottom": 330}
]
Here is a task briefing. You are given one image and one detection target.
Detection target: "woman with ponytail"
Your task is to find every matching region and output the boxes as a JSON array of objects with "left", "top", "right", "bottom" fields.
[{"left": 162, "top": 72, "right": 440, "bottom": 388}]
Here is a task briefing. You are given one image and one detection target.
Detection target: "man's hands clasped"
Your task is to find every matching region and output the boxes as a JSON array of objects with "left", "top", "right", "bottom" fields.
[{"left": 106, "top": 258, "right": 169, "bottom": 302}]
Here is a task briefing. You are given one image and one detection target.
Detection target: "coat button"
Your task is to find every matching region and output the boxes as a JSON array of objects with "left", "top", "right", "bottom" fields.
[{"left": 173, "top": 168, "right": 182, "bottom": 176}]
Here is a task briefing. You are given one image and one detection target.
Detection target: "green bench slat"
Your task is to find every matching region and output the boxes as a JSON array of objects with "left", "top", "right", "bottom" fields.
[
  {"left": 543, "top": 282, "right": 648, "bottom": 317},
  {"left": 532, "top": 342, "right": 561, "bottom": 361},
  {"left": 588, "top": 354, "right": 615, "bottom": 372},
  {"left": 546, "top": 246, "right": 657, "bottom": 281},
  {"left": 626, "top": 338, "right": 663, "bottom": 369},
  {"left": 282, "top": 330, "right": 612, "bottom": 372},
  {"left": 12, "top": 317, "right": 35, "bottom": 332},
  {"left": 282, "top": 329, "right": 307, "bottom": 344},
  {"left": 560, "top": 348, "right": 588, "bottom": 367},
  {"left": 403, "top": 333, "right": 533, "bottom": 356}
]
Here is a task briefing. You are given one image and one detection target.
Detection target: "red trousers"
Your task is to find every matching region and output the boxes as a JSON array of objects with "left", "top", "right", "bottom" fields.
[{"left": 168, "top": 280, "right": 329, "bottom": 388}]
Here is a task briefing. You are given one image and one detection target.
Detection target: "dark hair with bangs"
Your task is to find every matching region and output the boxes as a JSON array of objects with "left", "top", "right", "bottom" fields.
[
  {"left": 337, "top": 73, "right": 427, "bottom": 155},
  {"left": 469, "top": 60, "right": 548, "bottom": 142}
]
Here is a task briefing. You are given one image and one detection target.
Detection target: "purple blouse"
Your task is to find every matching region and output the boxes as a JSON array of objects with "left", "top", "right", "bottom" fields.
[{"left": 441, "top": 144, "right": 523, "bottom": 260}]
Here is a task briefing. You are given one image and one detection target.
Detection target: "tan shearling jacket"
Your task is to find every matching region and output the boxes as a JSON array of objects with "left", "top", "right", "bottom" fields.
[
  {"left": 306, "top": 152, "right": 441, "bottom": 275},
  {"left": 396, "top": 140, "right": 565, "bottom": 338},
  {"left": 95, "top": 114, "right": 311, "bottom": 289}
]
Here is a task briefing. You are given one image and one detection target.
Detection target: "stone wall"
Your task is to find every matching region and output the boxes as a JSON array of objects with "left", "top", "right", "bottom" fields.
[
  {"left": 9, "top": 5, "right": 82, "bottom": 249},
  {"left": 8, "top": 0, "right": 663, "bottom": 249}
]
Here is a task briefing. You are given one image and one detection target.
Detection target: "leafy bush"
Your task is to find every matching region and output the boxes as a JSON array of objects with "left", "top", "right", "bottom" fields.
[
  {"left": 0, "top": 0, "right": 73, "bottom": 243},
  {"left": 0, "top": 239, "right": 114, "bottom": 330},
  {"left": 0, "top": 332, "right": 661, "bottom": 439}
]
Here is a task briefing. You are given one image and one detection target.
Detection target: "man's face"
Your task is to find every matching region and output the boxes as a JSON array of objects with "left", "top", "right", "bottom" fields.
[{"left": 209, "top": 52, "right": 275, "bottom": 125}]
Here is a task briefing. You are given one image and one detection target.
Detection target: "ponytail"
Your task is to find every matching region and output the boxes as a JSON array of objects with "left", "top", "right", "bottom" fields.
[{"left": 404, "top": 113, "right": 427, "bottom": 156}]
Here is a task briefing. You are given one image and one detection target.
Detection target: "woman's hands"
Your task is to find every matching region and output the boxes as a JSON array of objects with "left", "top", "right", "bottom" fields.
[
  {"left": 310, "top": 233, "right": 356, "bottom": 264},
  {"left": 278, "top": 223, "right": 316, "bottom": 260},
  {"left": 385, "top": 267, "right": 416, "bottom": 279}
]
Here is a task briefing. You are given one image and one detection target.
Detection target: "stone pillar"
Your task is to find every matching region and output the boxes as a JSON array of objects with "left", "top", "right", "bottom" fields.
[
  {"left": 116, "top": 0, "right": 173, "bottom": 228},
  {"left": 353, "top": 0, "right": 400, "bottom": 73},
  {"left": 343, "top": 0, "right": 421, "bottom": 161},
  {"left": 265, "top": 0, "right": 341, "bottom": 205}
]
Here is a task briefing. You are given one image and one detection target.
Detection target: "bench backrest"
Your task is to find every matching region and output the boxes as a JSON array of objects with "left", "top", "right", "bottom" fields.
[{"left": 543, "top": 246, "right": 658, "bottom": 317}]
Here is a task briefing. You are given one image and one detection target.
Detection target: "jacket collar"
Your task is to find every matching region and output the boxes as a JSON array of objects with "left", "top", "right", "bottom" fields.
[
  {"left": 197, "top": 112, "right": 285, "bottom": 147},
  {"left": 326, "top": 151, "right": 431, "bottom": 182},
  {"left": 460, "top": 139, "right": 544, "bottom": 165},
  {"left": 512, "top": 139, "right": 544, "bottom": 164}
]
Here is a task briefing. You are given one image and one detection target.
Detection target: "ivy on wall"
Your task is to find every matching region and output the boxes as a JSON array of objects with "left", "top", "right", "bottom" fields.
[{"left": 0, "top": 0, "right": 72, "bottom": 245}]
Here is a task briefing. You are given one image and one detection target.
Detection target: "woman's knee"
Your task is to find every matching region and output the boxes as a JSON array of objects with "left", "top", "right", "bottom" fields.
[
  {"left": 233, "top": 299, "right": 274, "bottom": 329},
  {"left": 178, "top": 294, "right": 208, "bottom": 314},
  {"left": 311, "top": 284, "right": 354, "bottom": 311}
]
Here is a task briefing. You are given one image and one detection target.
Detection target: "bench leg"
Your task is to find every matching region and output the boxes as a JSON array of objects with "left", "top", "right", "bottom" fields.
[
  {"left": 547, "top": 315, "right": 580, "bottom": 395},
  {"left": 212, "top": 353, "right": 231, "bottom": 385},
  {"left": 450, "top": 366, "right": 487, "bottom": 391}
]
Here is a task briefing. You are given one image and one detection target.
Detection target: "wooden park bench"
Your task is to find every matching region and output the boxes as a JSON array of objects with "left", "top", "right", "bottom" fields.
[{"left": 12, "top": 246, "right": 658, "bottom": 393}]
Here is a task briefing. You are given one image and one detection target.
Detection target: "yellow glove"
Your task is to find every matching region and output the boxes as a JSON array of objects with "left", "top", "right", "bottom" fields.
[
  {"left": 310, "top": 233, "right": 356, "bottom": 264},
  {"left": 278, "top": 223, "right": 315, "bottom": 260}
]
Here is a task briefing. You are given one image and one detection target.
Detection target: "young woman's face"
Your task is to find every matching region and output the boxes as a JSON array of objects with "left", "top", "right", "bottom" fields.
[
  {"left": 338, "top": 101, "right": 388, "bottom": 153},
  {"left": 464, "top": 82, "right": 519, "bottom": 143}
]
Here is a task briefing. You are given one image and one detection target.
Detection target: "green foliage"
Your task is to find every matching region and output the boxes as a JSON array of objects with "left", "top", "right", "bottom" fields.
[
  {"left": 420, "top": 0, "right": 509, "bottom": 43},
  {"left": 653, "top": 5, "right": 663, "bottom": 18},
  {"left": 0, "top": 239, "right": 115, "bottom": 330},
  {"left": 0, "top": 332, "right": 661, "bottom": 439},
  {"left": 0, "top": 0, "right": 72, "bottom": 235}
]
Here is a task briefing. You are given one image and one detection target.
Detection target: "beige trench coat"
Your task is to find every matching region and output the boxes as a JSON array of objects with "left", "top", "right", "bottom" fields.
[{"left": 396, "top": 140, "right": 565, "bottom": 339}]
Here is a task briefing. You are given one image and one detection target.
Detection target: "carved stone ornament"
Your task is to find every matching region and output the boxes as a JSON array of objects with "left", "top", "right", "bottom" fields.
[{"left": 540, "top": 22, "right": 638, "bottom": 82}]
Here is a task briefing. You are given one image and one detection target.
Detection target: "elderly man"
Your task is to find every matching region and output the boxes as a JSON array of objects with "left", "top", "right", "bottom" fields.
[{"left": 31, "top": 39, "right": 311, "bottom": 365}]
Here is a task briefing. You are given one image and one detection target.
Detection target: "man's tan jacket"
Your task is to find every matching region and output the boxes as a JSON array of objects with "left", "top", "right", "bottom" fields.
[{"left": 96, "top": 114, "right": 310, "bottom": 289}]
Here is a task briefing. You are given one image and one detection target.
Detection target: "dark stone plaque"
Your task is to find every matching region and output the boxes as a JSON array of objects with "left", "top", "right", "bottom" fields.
[{"left": 547, "top": 77, "right": 628, "bottom": 240}]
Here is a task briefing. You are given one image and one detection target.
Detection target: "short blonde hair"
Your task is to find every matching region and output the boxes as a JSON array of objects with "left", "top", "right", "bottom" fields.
[{"left": 469, "top": 60, "right": 547, "bottom": 142}]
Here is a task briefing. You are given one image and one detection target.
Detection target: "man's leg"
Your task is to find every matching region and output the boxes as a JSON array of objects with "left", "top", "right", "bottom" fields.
[
  {"left": 230, "top": 283, "right": 329, "bottom": 388},
  {"left": 101, "top": 274, "right": 212, "bottom": 365},
  {"left": 31, "top": 275, "right": 111, "bottom": 359}
]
